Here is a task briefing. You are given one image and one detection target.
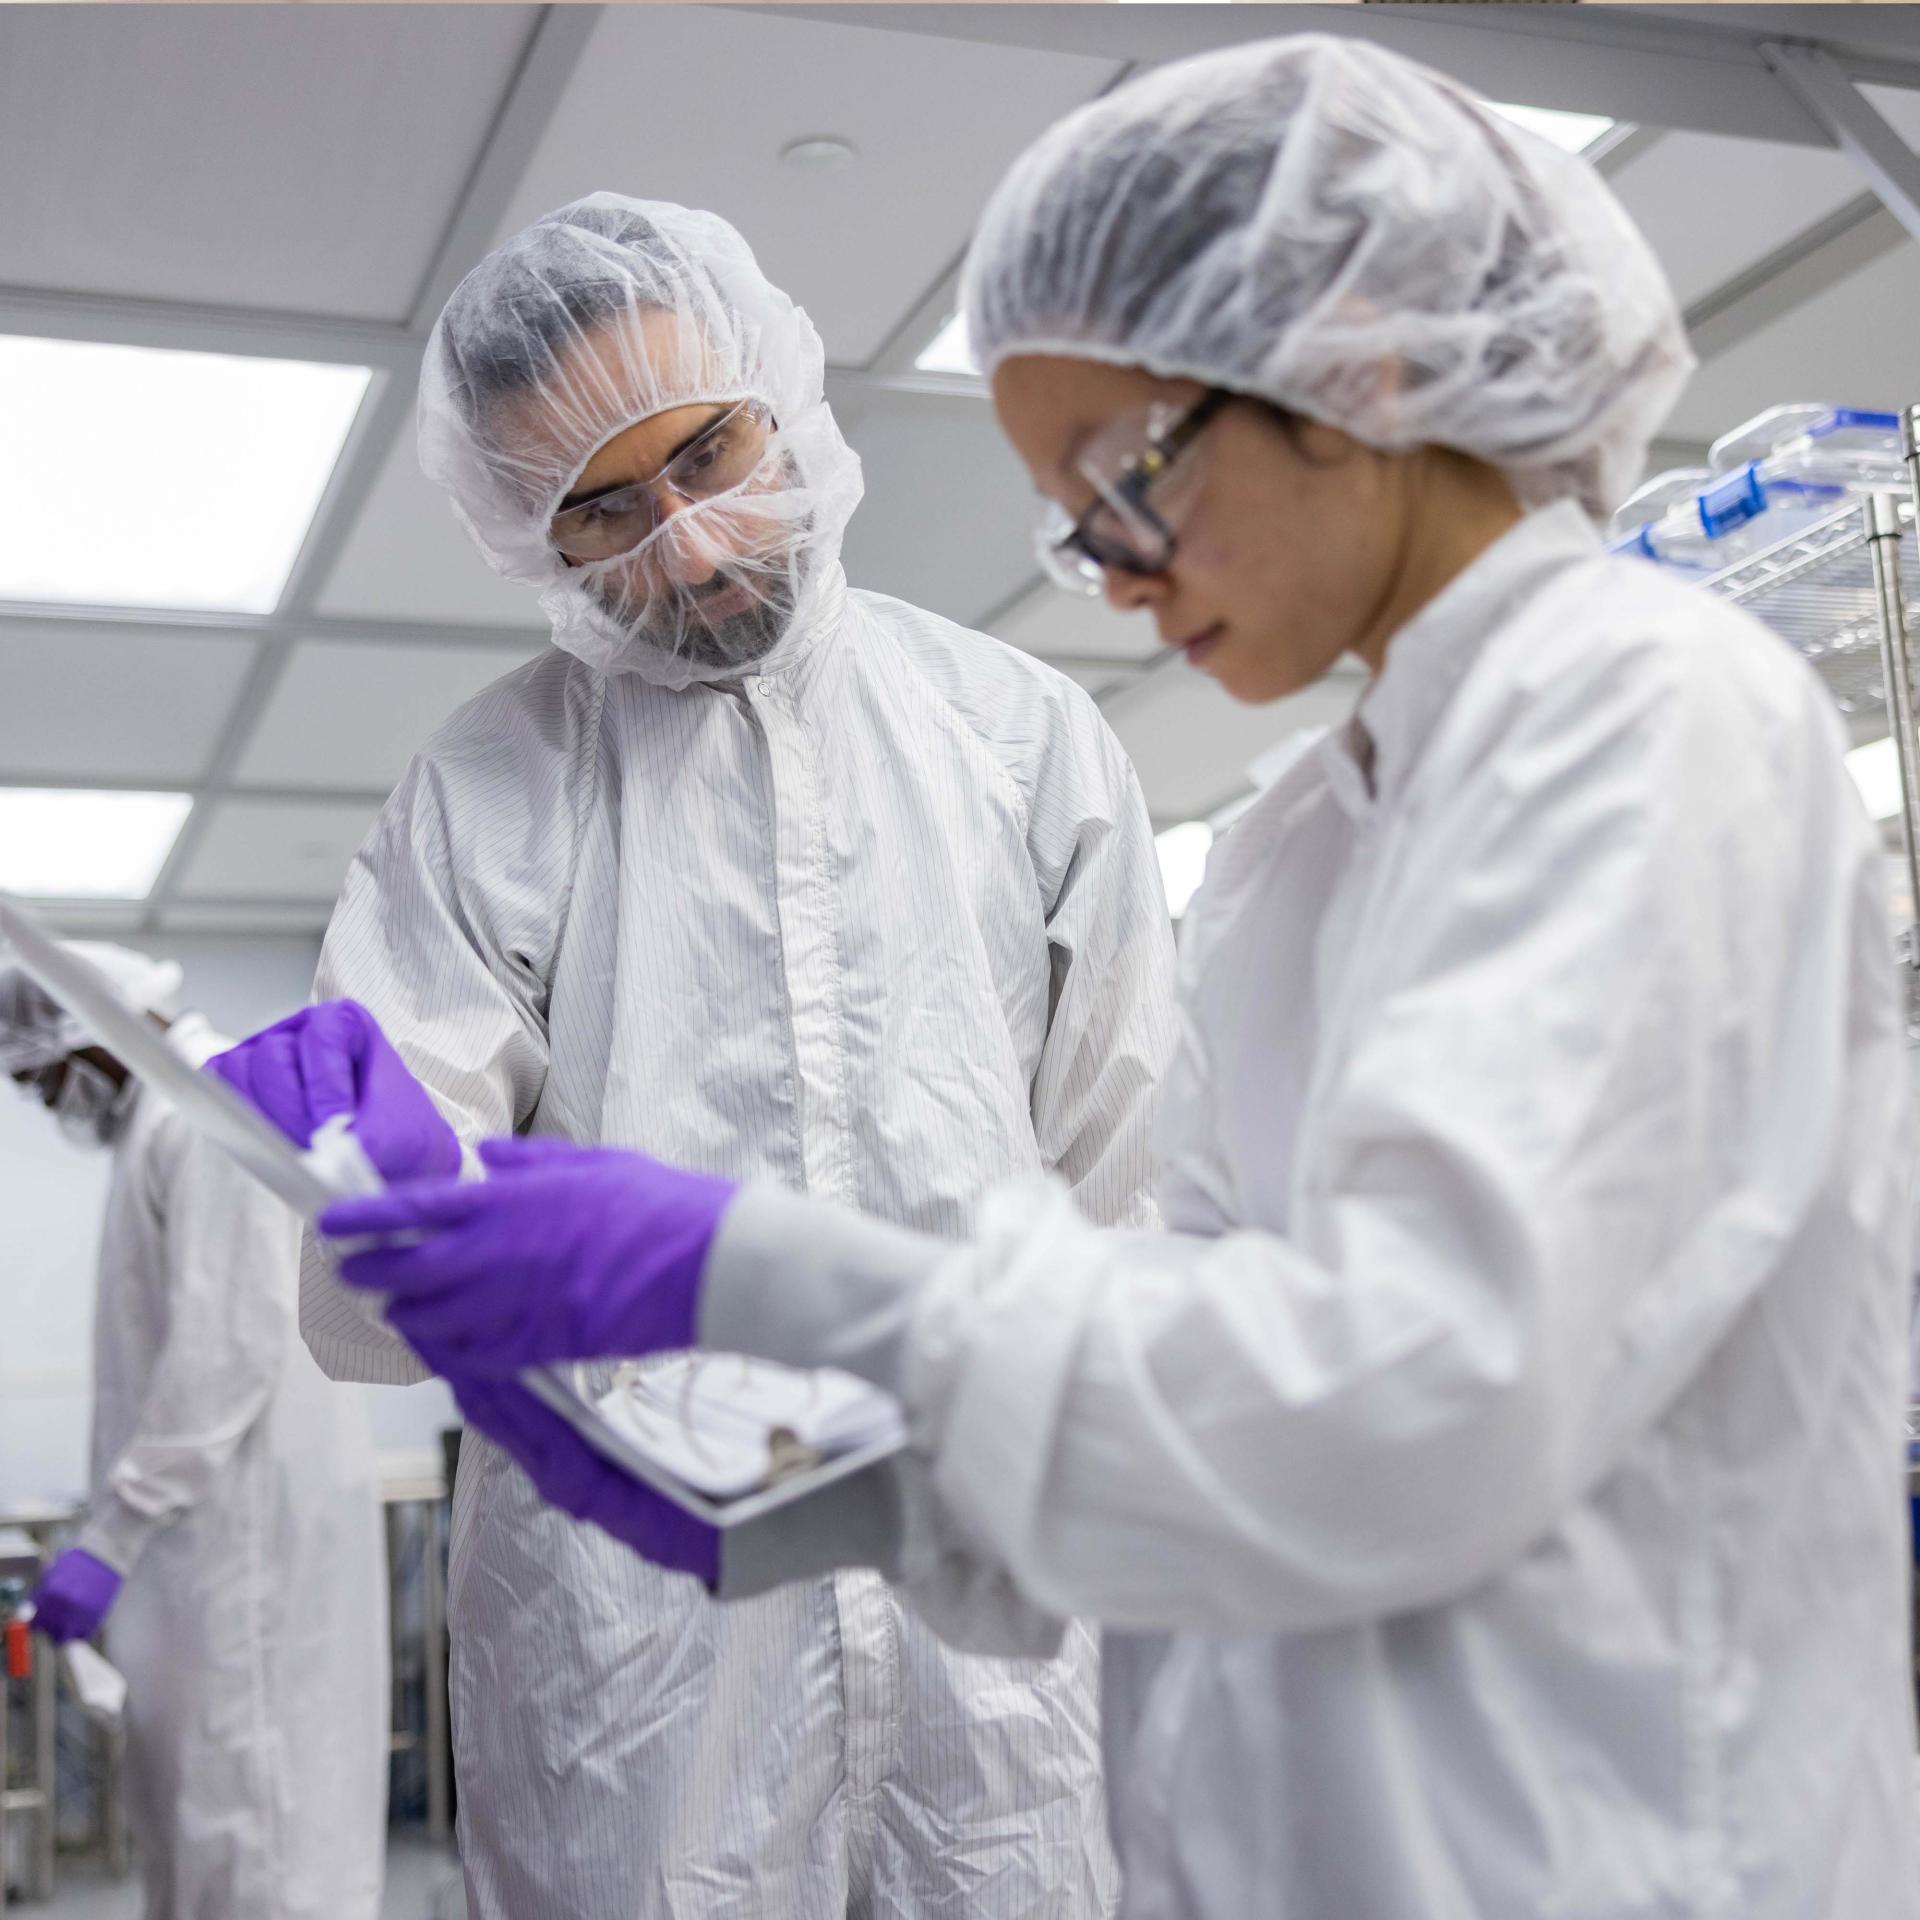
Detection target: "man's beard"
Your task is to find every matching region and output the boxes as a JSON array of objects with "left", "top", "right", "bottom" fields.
[{"left": 597, "top": 559, "right": 800, "bottom": 673}]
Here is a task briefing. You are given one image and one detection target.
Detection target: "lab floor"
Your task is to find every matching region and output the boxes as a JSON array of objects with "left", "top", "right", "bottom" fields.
[{"left": 29, "top": 1833, "right": 465, "bottom": 1918}]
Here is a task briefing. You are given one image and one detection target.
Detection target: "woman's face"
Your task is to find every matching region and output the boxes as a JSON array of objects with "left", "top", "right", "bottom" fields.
[{"left": 991, "top": 355, "right": 1423, "bottom": 704}]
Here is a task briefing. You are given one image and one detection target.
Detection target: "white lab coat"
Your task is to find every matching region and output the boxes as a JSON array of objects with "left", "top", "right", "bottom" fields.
[
  {"left": 298, "top": 572, "right": 1174, "bottom": 1918},
  {"left": 714, "top": 504, "right": 1920, "bottom": 1916},
  {"left": 76, "top": 1015, "right": 388, "bottom": 1920}
]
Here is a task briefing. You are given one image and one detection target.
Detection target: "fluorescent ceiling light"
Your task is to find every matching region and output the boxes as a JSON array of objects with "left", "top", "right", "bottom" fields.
[
  {"left": 913, "top": 312, "right": 980, "bottom": 378},
  {"left": 0, "top": 789, "right": 193, "bottom": 898},
  {"left": 1847, "top": 736, "right": 1905, "bottom": 823},
  {"left": 1488, "top": 102, "right": 1616, "bottom": 155},
  {"left": 1156, "top": 820, "right": 1214, "bottom": 920},
  {"left": 0, "top": 336, "right": 369, "bottom": 614}
]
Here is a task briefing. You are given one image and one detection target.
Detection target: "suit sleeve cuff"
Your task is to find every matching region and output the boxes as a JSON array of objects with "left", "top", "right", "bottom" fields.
[
  {"left": 698, "top": 1186, "right": 946, "bottom": 1395},
  {"left": 74, "top": 1495, "right": 159, "bottom": 1579}
]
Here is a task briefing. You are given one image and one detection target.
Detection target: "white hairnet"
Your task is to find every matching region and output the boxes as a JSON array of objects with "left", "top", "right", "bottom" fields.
[
  {"left": 419, "top": 193, "right": 864, "bottom": 686},
  {"left": 0, "top": 943, "right": 182, "bottom": 1074},
  {"left": 961, "top": 35, "right": 1693, "bottom": 518}
]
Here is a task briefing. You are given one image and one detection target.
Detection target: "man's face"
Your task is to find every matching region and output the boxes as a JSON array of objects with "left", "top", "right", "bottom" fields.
[
  {"left": 11, "top": 1045, "right": 121, "bottom": 1111},
  {"left": 556, "top": 398, "right": 798, "bottom": 670},
  {"left": 493, "top": 309, "right": 802, "bottom": 672}
]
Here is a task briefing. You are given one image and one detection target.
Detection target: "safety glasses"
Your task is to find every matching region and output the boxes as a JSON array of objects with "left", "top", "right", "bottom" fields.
[
  {"left": 549, "top": 399, "right": 775, "bottom": 564},
  {"left": 1036, "top": 387, "right": 1235, "bottom": 597}
]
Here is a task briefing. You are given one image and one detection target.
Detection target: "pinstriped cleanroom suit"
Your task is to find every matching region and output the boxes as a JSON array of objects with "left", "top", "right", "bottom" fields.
[{"left": 298, "top": 566, "right": 1176, "bottom": 1919}]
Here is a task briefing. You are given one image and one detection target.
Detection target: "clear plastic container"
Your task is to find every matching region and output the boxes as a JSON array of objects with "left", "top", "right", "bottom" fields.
[
  {"left": 1707, "top": 404, "right": 1835, "bottom": 474},
  {"left": 1607, "top": 466, "right": 1721, "bottom": 572},
  {"left": 1608, "top": 467, "right": 1713, "bottom": 542},
  {"left": 1608, "top": 406, "right": 1901, "bottom": 573},
  {"left": 1708, "top": 405, "right": 1902, "bottom": 485}
]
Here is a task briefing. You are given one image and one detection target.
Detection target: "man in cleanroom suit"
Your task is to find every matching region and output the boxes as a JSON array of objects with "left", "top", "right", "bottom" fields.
[
  {"left": 3, "top": 945, "right": 387, "bottom": 1920},
  {"left": 208, "top": 194, "right": 1175, "bottom": 1919}
]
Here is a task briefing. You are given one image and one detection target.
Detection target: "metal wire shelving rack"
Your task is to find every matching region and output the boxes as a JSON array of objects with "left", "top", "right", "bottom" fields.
[{"left": 1694, "top": 408, "right": 1920, "bottom": 1028}]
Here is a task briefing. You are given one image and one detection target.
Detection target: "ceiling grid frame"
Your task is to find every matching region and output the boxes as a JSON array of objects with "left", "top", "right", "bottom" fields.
[{"left": 134, "top": 3, "right": 604, "bottom": 930}]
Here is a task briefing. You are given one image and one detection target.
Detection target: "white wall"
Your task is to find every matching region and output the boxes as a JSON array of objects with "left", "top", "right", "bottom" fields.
[{"left": 0, "top": 932, "right": 456, "bottom": 1509}]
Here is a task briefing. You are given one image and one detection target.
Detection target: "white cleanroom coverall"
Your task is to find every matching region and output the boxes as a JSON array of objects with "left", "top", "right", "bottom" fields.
[
  {"left": 702, "top": 504, "right": 1920, "bottom": 1920},
  {"left": 300, "top": 190, "right": 1175, "bottom": 1919},
  {"left": 81, "top": 1015, "right": 388, "bottom": 1920}
]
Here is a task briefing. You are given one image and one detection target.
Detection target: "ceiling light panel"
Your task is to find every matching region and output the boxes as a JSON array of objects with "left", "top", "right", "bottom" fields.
[
  {"left": 914, "top": 312, "right": 979, "bottom": 379},
  {"left": 0, "top": 788, "right": 192, "bottom": 898},
  {"left": 1487, "top": 102, "right": 1615, "bottom": 154},
  {"left": 0, "top": 336, "right": 369, "bottom": 614}
]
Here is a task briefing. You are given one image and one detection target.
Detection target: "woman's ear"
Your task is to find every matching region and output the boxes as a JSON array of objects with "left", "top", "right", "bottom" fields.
[{"left": 1323, "top": 293, "right": 1404, "bottom": 430}]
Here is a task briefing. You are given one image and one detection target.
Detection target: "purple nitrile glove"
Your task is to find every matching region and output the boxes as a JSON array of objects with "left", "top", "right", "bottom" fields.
[
  {"left": 318, "top": 1136, "right": 737, "bottom": 1377},
  {"left": 446, "top": 1372, "right": 718, "bottom": 1588},
  {"left": 30, "top": 1549, "right": 122, "bottom": 1644},
  {"left": 205, "top": 999, "right": 460, "bottom": 1184}
]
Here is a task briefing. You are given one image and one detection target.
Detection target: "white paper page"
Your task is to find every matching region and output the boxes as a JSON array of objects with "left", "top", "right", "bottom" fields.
[
  {"left": 62, "top": 1640, "right": 128, "bottom": 1722},
  {"left": 595, "top": 1357, "right": 907, "bottom": 1499}
]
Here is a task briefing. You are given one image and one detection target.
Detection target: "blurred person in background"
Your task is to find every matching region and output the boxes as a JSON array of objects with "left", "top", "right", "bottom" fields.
[{"left": 4, "top": 944, "right": 386, "bottom": 1920}]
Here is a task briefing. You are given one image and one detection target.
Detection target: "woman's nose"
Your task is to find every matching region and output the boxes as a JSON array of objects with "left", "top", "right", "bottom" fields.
[{"left": 1104, "top": 565, "right": 1166, "bottom": 615}]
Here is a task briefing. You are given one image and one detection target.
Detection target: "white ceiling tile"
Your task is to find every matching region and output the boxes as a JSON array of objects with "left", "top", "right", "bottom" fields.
[
  {"left": 1606, "top": 130, "right": 1864, "bottom": 313},
  {"left": 838, "top": 397, "right": 1039, "bottom": 627},
  {"left": 175, "top": 798, "right": 378, "bottom": 903},
  {"left": 1106, "top": 665, "right": 1365, "bottom": 824},
  {"left": 494, "top": 8, "right": 1121, "bottom": 364},
  {"left": 317, "top": 430, "right": 552, "bottom": 628},
  {"left": 159, "top": 903, "right": 333, "bottom": 937},
  {"left": 1662, "top": 237, "right": 1920, "bottom": 446},
  {"left": 0, "top": 626, "right": 256, "bottom": 784},
  {"left": 0, "top": 8, "right": 537, "bottom": 323},
  {"left": 235, "top": 639, "right": 533, "bottom": 794},
  {"left": 990, "top": 585, "right": 1161, "bottom": 666}
]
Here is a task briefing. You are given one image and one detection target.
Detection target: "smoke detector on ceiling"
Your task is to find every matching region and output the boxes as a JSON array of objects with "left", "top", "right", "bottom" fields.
[{"left": 779, "top": 136, "right": 859, "bottom": 171}]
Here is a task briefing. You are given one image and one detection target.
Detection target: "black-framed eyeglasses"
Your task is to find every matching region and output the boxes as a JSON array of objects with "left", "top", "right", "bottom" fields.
[{"left": 1037, "top": 387, "right": 1236, "bottom": 597}]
